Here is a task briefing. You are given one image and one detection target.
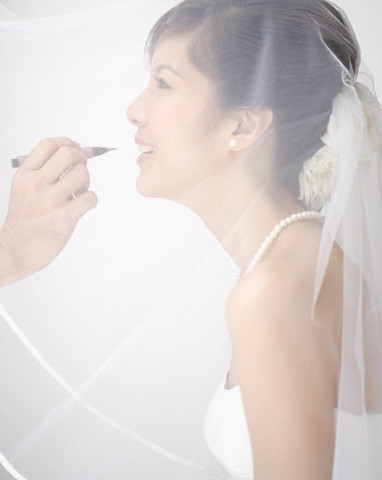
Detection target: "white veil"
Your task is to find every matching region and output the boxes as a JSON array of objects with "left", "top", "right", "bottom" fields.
[
  {"left": 0, "top": 2, "right": 234, "bottom": 478},
  {"left": 1, "top": 1, "right": 382, "bottom": 479}
]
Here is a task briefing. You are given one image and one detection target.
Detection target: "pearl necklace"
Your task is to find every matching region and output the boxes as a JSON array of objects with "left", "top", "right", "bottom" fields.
[{"left": 237, "top": 210, "right": 324, "bottom": 280}]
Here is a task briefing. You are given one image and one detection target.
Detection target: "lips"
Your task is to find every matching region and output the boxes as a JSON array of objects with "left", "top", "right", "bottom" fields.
[{"left": 135, "top": 137, "right": 155, "bottom": 154}]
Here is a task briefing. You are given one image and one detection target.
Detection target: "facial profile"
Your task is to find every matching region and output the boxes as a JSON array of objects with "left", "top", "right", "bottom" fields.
[{"left": 127, "top": 34, "right": 246, "bottom": 202}]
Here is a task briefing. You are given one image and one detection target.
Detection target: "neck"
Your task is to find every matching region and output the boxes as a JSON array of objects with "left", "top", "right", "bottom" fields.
[{"left": 173, "top": 162, "right": 304, "bottom": 273}]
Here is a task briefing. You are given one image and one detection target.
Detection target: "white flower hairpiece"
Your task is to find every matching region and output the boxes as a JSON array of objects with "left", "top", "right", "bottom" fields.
[
  {"left": 298, "top": 90, "right": 343, "bottom": 212},
  {"left": 298, "top": 83, "right": 381, "bottom": 212},
  {"left": 298, "top": 142, "right": 336, "bottom": 211}
]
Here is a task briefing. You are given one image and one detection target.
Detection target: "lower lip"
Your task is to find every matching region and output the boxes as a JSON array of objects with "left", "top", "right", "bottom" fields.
[{"left": 137, "top": 152, "right": 154, "bottom": 165}]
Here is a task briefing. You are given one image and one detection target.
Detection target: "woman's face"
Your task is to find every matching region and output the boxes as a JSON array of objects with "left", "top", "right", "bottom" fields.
[{"left": 127, "top": 34, "right": 233, "bottom": 201}]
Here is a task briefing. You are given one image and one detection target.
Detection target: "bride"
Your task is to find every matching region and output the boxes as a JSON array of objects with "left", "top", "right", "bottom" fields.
[
  {"left": 127, "top": 1, "right": 379, "bottom": 478},
  {"left": 0, "top": 0, "right": 382, "bottom": 479}
]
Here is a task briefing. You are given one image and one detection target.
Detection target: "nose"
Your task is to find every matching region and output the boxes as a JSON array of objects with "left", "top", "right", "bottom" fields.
[{"left": 127, "top": 91, "right": 147, "bottom": 127}]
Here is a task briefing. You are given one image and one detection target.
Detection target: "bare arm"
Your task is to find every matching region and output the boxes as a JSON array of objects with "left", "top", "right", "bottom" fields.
[
  {"left": 0, "top": 137, "right": 97, "bottom": 287},
  {"left": 226, "top": 263, "right": 340, "bottom": 480}
]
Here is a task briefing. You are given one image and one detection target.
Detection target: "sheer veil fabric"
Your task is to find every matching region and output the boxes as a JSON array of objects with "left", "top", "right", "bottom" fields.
[{"left": 0, "top": 1, "right": 382, "bottom": 479}]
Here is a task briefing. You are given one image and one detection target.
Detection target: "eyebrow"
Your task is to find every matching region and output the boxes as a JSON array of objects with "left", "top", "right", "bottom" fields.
[{"left": 156, "top": 64, "right": 184, "bottom": 79}]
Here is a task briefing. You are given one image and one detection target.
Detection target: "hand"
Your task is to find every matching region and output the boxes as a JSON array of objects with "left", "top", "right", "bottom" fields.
[{"left": 0, "top": 137, "right": 98, "bottom": 286}]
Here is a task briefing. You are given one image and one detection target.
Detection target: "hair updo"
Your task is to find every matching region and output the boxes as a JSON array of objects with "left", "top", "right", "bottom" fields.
[{"left": 146, "top": 0, "right": 360, "bottom": 194}]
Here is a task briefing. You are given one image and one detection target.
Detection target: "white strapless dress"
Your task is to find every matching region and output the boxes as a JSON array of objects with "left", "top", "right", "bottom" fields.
[
  {"left": 204, "top": 375, "right": 253, "bottom": 480},
  {"left": 204, "top": 374, "right": 382, "bottom": 480}
]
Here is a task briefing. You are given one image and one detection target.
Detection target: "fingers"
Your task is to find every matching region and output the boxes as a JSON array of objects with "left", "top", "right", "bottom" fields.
[
  {"left": 3, "top": 138, "right": 99, "bottom": 281},
  {"left": 54, "top": 162, "right": 91, "bottom": 201},
  {"left": 17, "top": 138, "right": 92, "bottom": 205},
  {"left": 21, "top": 137, "right": 81, "bottom": 171},
  {"left": 42, "top": 146, "right": 88, "bottom": 184},
  {"left": 8, "top": 137, "right": 97, "bottom": 222}
]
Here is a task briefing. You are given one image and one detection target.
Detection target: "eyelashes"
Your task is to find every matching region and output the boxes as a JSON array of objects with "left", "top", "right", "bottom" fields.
[{"left": 155, "top": 77, "right": 171, "bottom": 89}]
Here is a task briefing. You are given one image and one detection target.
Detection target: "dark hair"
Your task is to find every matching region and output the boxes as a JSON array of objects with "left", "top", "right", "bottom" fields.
[{"left": 146, "top": 0, "right": 360, "bottom": 194}]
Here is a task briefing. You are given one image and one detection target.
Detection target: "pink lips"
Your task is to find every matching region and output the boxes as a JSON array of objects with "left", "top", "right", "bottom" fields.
[{"left": 134, "top": 136, "right": 155, "bottom": 165}]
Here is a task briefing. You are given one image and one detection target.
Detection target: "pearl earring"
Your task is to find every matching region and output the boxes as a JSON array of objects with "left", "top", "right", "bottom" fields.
[{"left": 230, "top": 139, "right": 238, "bottom": 149}]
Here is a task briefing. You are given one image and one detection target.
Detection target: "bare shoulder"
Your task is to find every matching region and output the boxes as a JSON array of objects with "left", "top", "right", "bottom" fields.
[
  {"left": 227, "top": 222, "right": 342, "bottom": 326},
  {"left": 225, "top": 223, "right": 342, "bottom": 478},
  {"left": 226, "top": 261, "right": 313, "bottom": 356},
  {"left": 227, "top": 229, "right": 316, "bottom": 330},
  {"left": 226, "top": 221, "right": 342, "bottom": 367}
]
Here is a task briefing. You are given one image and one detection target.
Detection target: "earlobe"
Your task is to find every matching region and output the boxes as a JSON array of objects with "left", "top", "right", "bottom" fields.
[
  {"left": 230, "top": 139, "right": 239, "bottom": 149},
  {"left": 231, "top": 108, "right": 273, "bottom": 152}
]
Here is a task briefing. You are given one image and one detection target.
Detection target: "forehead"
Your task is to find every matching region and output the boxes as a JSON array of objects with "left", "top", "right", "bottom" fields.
[{"left": 151, "top": 34, "right": 202, "bottom": 79}]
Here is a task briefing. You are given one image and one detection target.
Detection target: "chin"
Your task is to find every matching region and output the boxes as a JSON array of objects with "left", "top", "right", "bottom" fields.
[
  {"left": 135, "top": 172, "right": 190, "bottom": 203},
  {"left": 135, "top": 175, "right": 168, "bottom": 199},
  {"left": 136, "top": 179, "right": 155, "bottom": 198}
]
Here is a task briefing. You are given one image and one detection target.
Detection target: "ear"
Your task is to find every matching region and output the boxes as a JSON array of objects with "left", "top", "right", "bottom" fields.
[{"left": 230, "top": 108, "right": 273, "bottom": 152}]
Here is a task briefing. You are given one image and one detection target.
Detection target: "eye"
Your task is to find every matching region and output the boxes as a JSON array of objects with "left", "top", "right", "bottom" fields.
[{"left": 155, "top": 77, "right": 171, "bottom": 89}]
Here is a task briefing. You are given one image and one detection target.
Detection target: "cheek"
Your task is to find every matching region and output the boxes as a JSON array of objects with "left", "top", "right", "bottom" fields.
[{"left": 149, "top": 95, "right": 185, "bottom": 124}]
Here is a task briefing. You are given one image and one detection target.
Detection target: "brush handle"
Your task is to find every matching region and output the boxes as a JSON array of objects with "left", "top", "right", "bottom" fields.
[{"left": 11, "top": 146, "right": 115, "bottom": 168}]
